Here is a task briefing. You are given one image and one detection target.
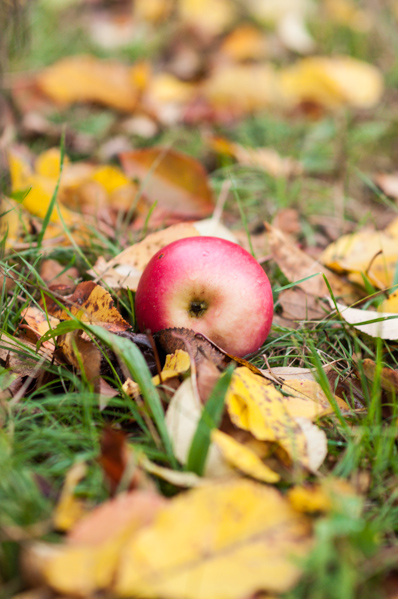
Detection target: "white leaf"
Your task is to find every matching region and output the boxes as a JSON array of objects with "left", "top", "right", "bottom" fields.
[
  {"left": 333, "top": 301, "right": 398, "bottom": 340},
  {"left": 295, "top": 417, "right": 327, "bottom": 472}
]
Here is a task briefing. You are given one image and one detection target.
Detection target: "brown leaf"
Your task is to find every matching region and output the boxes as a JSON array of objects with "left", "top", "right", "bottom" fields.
[
  {"left": 40, "top": 259, "right": 78, "bottom": 287},
  {"left": 58, "top": 330, "right": 102, "bottom": 392},
  {"left": 154, "top": 327, "right": 230, "bottom": 370},
  {"left": 98, "top": 427, "right": 133, "bottom": 493},
  {"left": 42, "top": 281, "right": 130, "bottom": 333},
  {"left": 363, "top": 358, "right": 398, "bottom": 394},
  {"left": 119, "top": 147, "right": 215, "bottom": 219},
  {"left": 266, "top": 224, "right": 359, "bottom": 301},
  {"left": 279, "top": 288, "right": 328, "bottom": 321}
]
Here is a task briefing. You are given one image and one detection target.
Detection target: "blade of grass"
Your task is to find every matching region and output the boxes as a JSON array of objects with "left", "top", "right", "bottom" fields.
[{"left": 186, "top": 364, "right": 235, "bottom": 476}]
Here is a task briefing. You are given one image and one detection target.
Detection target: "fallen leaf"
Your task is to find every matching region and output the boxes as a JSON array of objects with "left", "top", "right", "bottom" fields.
[
  {"left": 42, "top": 281, "right": 130, "bottom": 332},
  {"left": 210, "top": 136, "right": 303, "bottom": 178},
  {"left": 45, "top": 490, "right": 167, "bottom": 595},
  {"left": 363, "top": 358, "right": 398, "bottom": 395},
  {"left": 279, "top": 288, "right": 328, "bottom": 321},
  {"left": 36, "top": 55, "right": 140, "bottom": 112},
  {"left": 260, "top": 366, "right": 317, "bottom": 383},
  {"left": 220, "top": 25, "right": 268, "bottom": 62},
  {"left": 89, "top": 222, "right": 200, "bottom": 290},
  {"left": 119, "top": 147, "right": 215, "bottom": 219},
  {"left": 295, "top": 417, "right": 327, "bottom": 472},
  {"left": 266, "top": 224, "right": 358, "bottom": 301},
  {"left": 280, "top": 56, "right": 383, "bottom": 109},
  {"left": 288, "top": 477, "right": 360, "bottom": 514},
  {"left": 211, "top": 429, "right": 280, "bottom": 483},
  {"left": 179, "top": 0, "right": 236, "bottom": 36},
  {"left": 165, "top": 377, "right": 231, "bottom": 477},
  {"left": 203, "top": 64, "right": 280, "bottom": 116},
  {"left": 123, "top": 349, "right": 191, "bottom": 397},
  {"left": 225, "top": 367, "right": 309, "bottom": 468},
  {"left": 321, "top": 230, "right": 398, "bottom": 289},
  {"left": 52, "top": 462, "right": 87, "bottom": 532},
  {"left": 40, "top": 259, "right": 78, "bottom": 286},
  {"left": 58, "top": 329, "right": 102, "bottom": 392},
  {"left": 374, "top": 172, "right": 398, "bottom": 201},
  {"left": 115, "top": 479, "right": 312, "bottom": 599},
  {"left": 281, "top": 379, "right": 350, "bottom": 414},
  {"left": 138, "top": 454, "right": 209, "bottom": 487},
  {"left": 378, "top": 290, "right": 398, "bottom": 313},
  {"left": 333, "top": 301, "right": 398, "bottom": 340}
]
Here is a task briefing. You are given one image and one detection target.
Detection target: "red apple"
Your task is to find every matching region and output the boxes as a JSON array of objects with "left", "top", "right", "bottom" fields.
[{"left": 135, "top": 236, "right": 273, "bottom": 357}]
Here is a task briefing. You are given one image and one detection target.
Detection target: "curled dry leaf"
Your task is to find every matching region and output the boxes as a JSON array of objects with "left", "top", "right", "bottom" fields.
[
  {"left": 115, "top": 480, "right": 312, "bottom": 599},
  {"left": 58, "top": 329, "right": 102, "bottom": 392},
  {"left": 42, "top": 281, "right": 130, "bottom": 332},
  {"left": 333, "top": 301, "right": 398, "bottom": 340},
  {"left": 119, "top": 147, "right": 215, "bottom": 219}
]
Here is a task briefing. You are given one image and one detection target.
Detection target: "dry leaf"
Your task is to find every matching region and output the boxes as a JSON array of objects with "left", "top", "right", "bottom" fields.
[
  {"left": 279, "top": 288, "right": 327, "bottom": 321},
  {"left": 211, "top": 136, "right": 303, "bottom": 178},
  {"left": 211, "top": 430, "right": 280, "bottom": 483},
  {"left": 295, "top": 417, "right": 327, "bottom": 472},
  {"left": 138, "top": 454, "right": 209, "bottom": 487},
  {"left": 36, "top": 55, "right": 140, "bottom": 112},
  {"left": 321, "top": 230, "right": 398, "bottom": 289},
  {"left": 260, "top": 366, "right": 317, "bottom": 383},
  {"left": 280, "top": 56, "right": 383, "bottom": 109},
  {"left": 45, "top": 490, "right": 166, "bottom": 595},
  {"left": 266, "top": 224, "right": 357, "bottom": 300},
  {"left": 52, "top": 462, "right": 87, "bottom": 532},
  {"left": 378, "top": 291, "right": 398, "bottom": 313},
  {"left": 115, "top": 479, "right": 312, "bottom": 599},
  {"left": 58, "top": 329, "right": 102, "bottom": 391},
  {"left": 282, "top": 379, "right": 350, "bottom": 414},
  {"left": 333, "top": 301, "right": 398, "bottom": 340},
  {"left": 42, "top": 281, "right": 130, "bottom": 332},
  {"left": 203, "top": 64, "right": 280, "bottom": 116},
  {"left": 89, "top": 222, "right": 200, "bottom": 290},
  {"left": 225, "top": 367, "right": 309, "bottom": 468},
  {"left": 220, "top": 25, "right": 268, "bottom": 62},
  {"left": 123, "top": 349, "right": 191, "bottom": 397},
  {"left": 363, "top": 358, "right": 398, "bottom": 394},
  {"left": 165, "top": 377, "right": 231, "bottom": 477},
  {"left": 178, "top": 0, "right": 236, "bottom": 36},
  {"left": 119, "top": 147, "right": 215, "bottom": 219},
  {"left": 288, "top": 477, "right": 359, "bottom": 514}
]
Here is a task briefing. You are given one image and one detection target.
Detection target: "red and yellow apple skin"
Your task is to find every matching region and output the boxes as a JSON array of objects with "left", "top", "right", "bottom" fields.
[{"left": 135, "top": 236, "right": 273, "bottom": 357}]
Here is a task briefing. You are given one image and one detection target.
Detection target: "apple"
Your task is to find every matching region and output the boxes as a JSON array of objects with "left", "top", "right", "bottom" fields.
[{"left": 134, "top": 236, "right": 273, "bottom": 357}]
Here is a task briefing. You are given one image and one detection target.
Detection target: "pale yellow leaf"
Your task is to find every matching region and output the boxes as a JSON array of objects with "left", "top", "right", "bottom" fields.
[
  {"left": 295, "top": 417, "right": 327, "bottom": 472},
  {"left": 178, "top": 0, "right": 236, "bottom": 36},
  {"left": 288, "top": 478, "right": 359, "bottom": 514},
  {"left": 282, "top": 379, "right": 350, "bottom": 418},
  {"left": 211, "top": 430, "right": 280, "bottom": 483},
  {"left": 115, "top": 480, "right": 312, "bottom": 599},
  {"left": 123, "top": 349, "right": 191, "bottom": 397},
  {"left": 378, "top": 291, "right": 398, "bottom": 313}
]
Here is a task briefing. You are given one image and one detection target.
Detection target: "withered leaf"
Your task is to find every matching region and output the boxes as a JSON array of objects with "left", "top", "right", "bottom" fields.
[{"left": 42, "top": 281, "right": 130, "bottom": 333}]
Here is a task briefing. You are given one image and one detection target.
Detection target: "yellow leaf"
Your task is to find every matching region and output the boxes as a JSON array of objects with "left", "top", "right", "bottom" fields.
[
  {"left": 90, "top": 165, "right": 132, "bottom": 195},
  {"left": 280, "top": 56, "right": 383, "bottom": 109},
  {"left": 36, "top": 55, "right": 139, "bottom": 112},
  {"left": 115, "top": 480, "right": 312, "bottom": 599},
  {"left": 35, "top": 147, "right": 70, "bottom": 178},
  {"left": 52, "top": 462, "right": 87, "bottom": 532},
  {"left": 46, "top": 491, "right": 166, "bottom": 596},
  {"left": 211, "top": 430, "right": 280, "bottom": 483},
  {"left": 378, "top": 291, "right": 398, "bottom": 313},
  {"left": 203, "top": 64, "right": 280, "bottom": 114},
  {"left": 225, "top": 367, "right": 309, "bottom": 467},
  {"left": 282, "top": 380, "right": 350, "bottom": 419},
  {"left": 321, "top": 230, "right": 398, "bottom": 289},
  {"left": 220, "top": 25, "right": 268, "bottom": 62},
  {"left": 178, "top": 0, "right": 236, "bottom": 36},
  {"left": 123, "top": 349, "right": 191, "bottom": 397},
  {"left": 288, "top": 478, "right": 360, "bottom": 514}
]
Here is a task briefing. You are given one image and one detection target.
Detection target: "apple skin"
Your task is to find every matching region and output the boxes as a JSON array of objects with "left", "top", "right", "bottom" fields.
[{"left": 135, "top": 236, "right": 273, "bottom": 357}]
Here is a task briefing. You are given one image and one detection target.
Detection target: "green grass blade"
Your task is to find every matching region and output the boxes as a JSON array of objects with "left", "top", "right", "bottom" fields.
[{"left": 186, "top": 364, "right": 235, "bottom": 476}]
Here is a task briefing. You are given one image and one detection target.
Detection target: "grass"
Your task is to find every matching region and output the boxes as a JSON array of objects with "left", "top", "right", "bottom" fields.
[{"left": 3, "top": 0, "right": 398, "bottom": 597}]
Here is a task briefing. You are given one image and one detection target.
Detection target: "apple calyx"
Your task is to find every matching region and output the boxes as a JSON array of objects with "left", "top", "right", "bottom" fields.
[{"left": 188, "top": 299, "right": 208, "bottom": 318}]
